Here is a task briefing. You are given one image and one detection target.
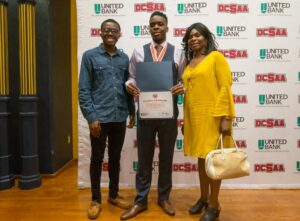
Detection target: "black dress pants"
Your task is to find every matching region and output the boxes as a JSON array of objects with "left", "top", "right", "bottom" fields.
[{"left": 134, "top": 118, "right": 178, "bottom": 205}]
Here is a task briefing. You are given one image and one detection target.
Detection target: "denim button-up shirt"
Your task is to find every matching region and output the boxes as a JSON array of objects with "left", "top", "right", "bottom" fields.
[{"left": 79, "top": 45, "right": 135, "bottom": 124}]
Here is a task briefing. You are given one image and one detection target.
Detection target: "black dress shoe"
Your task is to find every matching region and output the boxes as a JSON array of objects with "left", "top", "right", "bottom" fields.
[
  {"left": 120, "top": 204, "right": 147, "bottom": 220},
  {"left": 200, "top": 207, "right": 221, "bottom": 221},
  {"left": 189, "top": 199, "right": 208, "bottom": 215},
  {"left": 158, "top": 200, "right": 176, "bottom": 216}
]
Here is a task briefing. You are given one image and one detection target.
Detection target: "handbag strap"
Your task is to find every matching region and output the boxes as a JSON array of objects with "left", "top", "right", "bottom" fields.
[{"left": 216, "top": 134, "right": 239, "bottom": 153}]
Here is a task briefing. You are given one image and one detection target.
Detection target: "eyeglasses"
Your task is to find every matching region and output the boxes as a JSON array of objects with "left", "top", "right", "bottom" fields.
[{"left": 101, "top": 28, "right": 120, "bottom": 34}]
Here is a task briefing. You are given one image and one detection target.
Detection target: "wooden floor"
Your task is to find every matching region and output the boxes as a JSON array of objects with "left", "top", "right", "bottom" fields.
[{"left": 1, "top": 161, "right": 300, "bottom": 221}]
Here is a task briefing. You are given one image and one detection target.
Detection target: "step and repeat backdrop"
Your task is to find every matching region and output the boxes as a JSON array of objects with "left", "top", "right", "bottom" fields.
[{"left": 77, "top": 0, "right": 300, "bottom": 189}]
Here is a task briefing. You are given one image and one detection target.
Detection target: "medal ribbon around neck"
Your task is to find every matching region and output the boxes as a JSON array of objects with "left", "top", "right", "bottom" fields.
[{"left": 150, "top": 43, "right": 168, "bottom": 62}]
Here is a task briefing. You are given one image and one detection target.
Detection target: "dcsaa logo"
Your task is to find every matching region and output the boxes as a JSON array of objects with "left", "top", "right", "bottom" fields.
[
  {"left": 254, "top": 163, "right": 285, "bottom": 173},
  {"left": 217, "top": 4, "right": 249, "bottom": 13},
  {"left": 134, "top": 3, "right": 166, "bottom": 12},
  {"left": 255, "top": 73, "right": 286, "bottom": 83},
  {"left": 255, "top": 119, "right": 285, "bottom": 128},
  {"left": 234, "top": 95, "right": 248, "bottom": 103},
  {"left": 219, "top": 50, "right": 248, "bottom": 59},
  {"left": 256, "top": 27, "right": 287, "bottom": 37},
  {"left": 173, "top": 28, "right": 186, "bottom": 37}
]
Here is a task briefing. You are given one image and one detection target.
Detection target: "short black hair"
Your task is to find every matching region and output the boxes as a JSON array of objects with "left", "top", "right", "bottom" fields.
[
  {"left": 182, "top": 22, "right": 218, "bottom": 63},
  {"left": 101, "top": 19, "right": 121, "bottom": 31},
  {"left": 150, "top": 11, "right": 168, "bottom": 24}
]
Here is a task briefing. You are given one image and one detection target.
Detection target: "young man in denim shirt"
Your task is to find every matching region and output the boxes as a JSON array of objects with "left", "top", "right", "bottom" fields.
[{"left": 78, "top": 19, "right": 135, "bottom": 219}]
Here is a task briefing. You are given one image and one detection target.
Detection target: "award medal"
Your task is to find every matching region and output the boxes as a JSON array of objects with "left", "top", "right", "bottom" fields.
[{"left": 150, "top": 43, "right": 168, "bottom": 62}]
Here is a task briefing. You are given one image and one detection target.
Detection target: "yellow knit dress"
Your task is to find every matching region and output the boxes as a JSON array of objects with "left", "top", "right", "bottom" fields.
[{"left": 182, "top": 51, "right": 235, "bottom": 159}]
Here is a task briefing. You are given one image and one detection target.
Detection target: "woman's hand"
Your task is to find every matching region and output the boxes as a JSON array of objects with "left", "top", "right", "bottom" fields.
[
  {"left": 171, "top": 83, "right": 185, "bottom": 95},
  {"left": 220, "top": 116, "right": 231, "bottom": 135}
]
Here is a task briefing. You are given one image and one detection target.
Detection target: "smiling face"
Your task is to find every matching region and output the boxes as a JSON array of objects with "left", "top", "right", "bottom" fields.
[
  {"left": 149, "top": 15, "right": 168, "bottom": 44},
  {"left": 100, "top": 22, "right": 120, "bottom": 47},
  {"left": 188, "top": 28, "right": 207, "bottom": 54}
]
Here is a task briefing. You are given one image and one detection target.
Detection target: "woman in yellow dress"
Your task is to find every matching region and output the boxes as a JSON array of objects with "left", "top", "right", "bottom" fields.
[{"left": 181, "top": 23, "right": 235, "bottom": 221}]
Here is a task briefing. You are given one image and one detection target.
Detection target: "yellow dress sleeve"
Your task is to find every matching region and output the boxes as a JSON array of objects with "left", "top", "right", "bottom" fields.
[{"left": 212, "top": 52, "right": 235, "bottom": 118}]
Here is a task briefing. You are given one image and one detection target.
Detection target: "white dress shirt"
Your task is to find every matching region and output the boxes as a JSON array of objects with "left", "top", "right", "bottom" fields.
[{"left": 126, "top": 41, "right": 186, "bottom": 86}]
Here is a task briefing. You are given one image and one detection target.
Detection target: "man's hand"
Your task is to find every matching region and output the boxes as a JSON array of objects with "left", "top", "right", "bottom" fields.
[
  {"left": 89, "top": 120, "right": 101, "bottom": 138},
  {"left": 220, "top": 117, "right": 231, "bottom": 136},
  {"left": 126, "top": 83, "right": 140, "bottom": 96},
  {"left": 171, "top": 83, "right": 185, "bottom": 95},
  {"left": 127, "top": 115, "right": 135, "bottom": 128}
]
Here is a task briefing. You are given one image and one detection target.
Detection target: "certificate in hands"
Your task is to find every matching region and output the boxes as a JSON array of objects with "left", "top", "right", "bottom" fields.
[{"left": 136, "top": 61, "right": 175, "bottom": 119}]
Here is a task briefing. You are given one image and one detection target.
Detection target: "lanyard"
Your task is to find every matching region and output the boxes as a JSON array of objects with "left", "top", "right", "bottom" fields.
[{"left": 150, "top": 43, "right": 168, "bottom": 62}]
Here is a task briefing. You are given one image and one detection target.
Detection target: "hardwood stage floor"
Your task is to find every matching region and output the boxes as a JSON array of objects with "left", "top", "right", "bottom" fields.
[{"left": 0, "top": 161, "right": 299, "bottom": 221}]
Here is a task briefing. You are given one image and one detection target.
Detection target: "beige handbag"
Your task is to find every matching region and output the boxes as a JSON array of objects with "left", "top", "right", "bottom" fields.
[{"left": 205, "top": 134, "right": 250, "bottom": 180}]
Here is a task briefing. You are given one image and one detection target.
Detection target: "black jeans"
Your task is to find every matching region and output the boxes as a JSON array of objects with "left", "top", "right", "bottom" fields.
[{"left": 90, "top": 121, "right": 126, "bottom": 203}]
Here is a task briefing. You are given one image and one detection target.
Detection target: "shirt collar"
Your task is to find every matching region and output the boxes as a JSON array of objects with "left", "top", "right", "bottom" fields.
[
  {"left": 152, "top": 41, "right": 167, "bottom": 48},
  {"left": 98, "top": 44, "right": 120, "bottom": 56}
]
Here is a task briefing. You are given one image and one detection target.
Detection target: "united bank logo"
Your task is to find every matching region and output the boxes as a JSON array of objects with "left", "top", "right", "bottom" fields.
[
  {"left": 132, "top": 161, "right": 159, "bottom": 173},
  {"left": 219, "top": 49, "right": 248, "bottom": 59},
  {"left": 133, "top": 25, "right": 150, "bottom": 37},
  {"left": 234, "top": 95, "right": 248, "bottom": 104},
  {"left": 254, "top": 163, "right": 285, "bottom": 173},
  {"left": 255, "top": 73, "right": 287, "bottom": 83},
  {"left": 256, "top": 27, "right": 287, "bottom": 37},
  {"left": 177, "top": 94, "right": 184, "bottom": 105},
  {"left": 232, "top": 71, "right": 246, "bottom": 83},
  {"left": 217, "top": 4, "right": 249, "bottom": 14},
  {"left": 297, "top": 117, "right": 300, "bottom": 128},
  {"left": 258, "top": 139, "right": 287, "bottom": 151},
  {"left": 216, "top": 26, "right": 246, "bottom": 38},
  {"left": 134, "top": 3, "right": 166, "bottom": 12},
  {"left": 255, "top": 119, "right": 285, "bottom": 128},
  {"left": 258, "top": 94, "right": 288, "bottom": 106},
  {"left": 94, "top": 3, "right": 124, "bottom": 15},
  {"left": 259, "top": 49, "right": 289, "bottom": 61},
  {"left": 296, "top": 161, "right": 300, "bottom": 172},
  {"left": 132, "top": 161, "right": 139, "bottom": 172},
  {"left": 173, "top": 163, "right": 198, "bottom": 172},
  {"left": 173, "top": 28, "right": 186, "bottom": 37},
  {"left": 175, "top": 139, "right": 184, "bottom": 151},
  {"left": 90, "top": 28, "right": 101, "bottom": 37},
  {"left": 177, "top": 2, "right": 208, "bottom": 15},
  {"left": 233, "top": 116, "right": 245, "bottom": 129},
  {"left": 260, "top": 2, "right": 291, "bottom": 15}
]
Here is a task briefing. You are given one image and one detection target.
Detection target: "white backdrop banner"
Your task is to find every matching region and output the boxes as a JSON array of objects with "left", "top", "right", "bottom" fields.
[{"left": 77, "top": 0, "right": 300, "bottom": 189}]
